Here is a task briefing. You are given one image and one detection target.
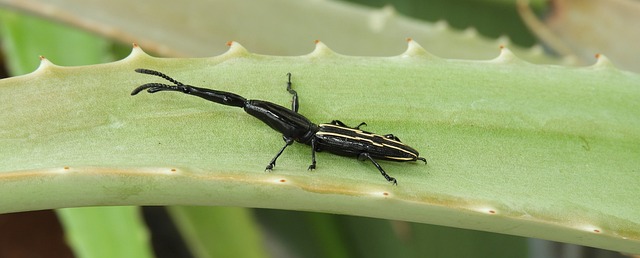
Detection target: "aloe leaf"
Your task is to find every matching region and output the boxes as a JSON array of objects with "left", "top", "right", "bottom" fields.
[
  {"left": 348, "top": 0, "right": 546, "bottom": 47},
  {"left": 57, "top": 207, "right": 154, "bottom": 258},
  {"left": 254, "top": 210, "right": 352, "bottom": 258},
  {"left": 1, "top": 0, "right": 562, "bottom": 64},
  {"left": 167, "top": 206, "right": 268, "bottom": 258},
  {"left": 0, "top": 9, "right": 157, "bottom": 258},
  {"left": 0, "top": 41, "right": 639, "bottom": 254},
  {"left": 336, "top": 216, "right": 528, "bottom": 257},
  {"left": 255, "top": 210, "right": 528, "bottom": 257},
  {"left": 517, "top": 0, "right": 640, "bottom": 72}
]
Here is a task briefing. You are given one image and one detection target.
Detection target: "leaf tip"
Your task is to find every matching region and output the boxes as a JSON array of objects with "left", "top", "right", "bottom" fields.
[
  {"left": 130, "top": 43, "right": 144, "bottom": 54},
  {"left": 401, "top": 38, "right": 437, "bottom": 59},
  {"left": 591, "top": 53, "right": 617, "bottom": 69},
  {"left": 122, "top": 43, "right": 152, "bottom": 62},
  {"left": 309, "top": 40, "right": 336, "bottom": 56},
  {"left": 224, "top": 41, "right": 250, "bottom": 56},
  {"left": 35, "top": 55, "right": 56, "bottom": 72},
  {"left": 490, "top": 45, "right": 522, "bottom": 64}
]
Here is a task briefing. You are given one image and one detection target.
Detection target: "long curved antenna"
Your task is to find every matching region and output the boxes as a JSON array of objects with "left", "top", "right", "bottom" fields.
[
  {"left": 135, "top": 68, "right": 184, "bottom": 86},
  {"left": 131, "top": 68, "right": 248, "bottom": 108},
  {"left": 131, "top": 83, "right": 181, "bottom": 95},
  {"left": 132, "top": 69, "right": 190, "bottom": 95}
]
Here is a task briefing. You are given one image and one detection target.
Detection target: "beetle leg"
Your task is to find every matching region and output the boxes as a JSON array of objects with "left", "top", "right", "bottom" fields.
[
  {"left": 285, "top": 73, "right": 299, "bottom": 113},
  {"left": 355, "top": 122, "right": 367, "bottom": 130},
  {"left": 265, "top": 136, "right": 294, "bottom": 171},
  {"left": 383, "top": 134, "right": 401, "bottom": 142},
  {"left": 358, "top": 153, "right": 397, "bottom": 185},
  {"left": 330, "top": 120, "right": 367, "bottom": 130},
  {"left": 330, "top": 120, "right": 346, "bottom": 126},
  {"left": 308, "top": 138, "right": 317, "bottom": 170}
]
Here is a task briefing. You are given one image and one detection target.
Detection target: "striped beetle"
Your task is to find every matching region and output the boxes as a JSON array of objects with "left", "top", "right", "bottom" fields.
[{"left": 131, "top": 69, "right": 426, "bottom": 185}]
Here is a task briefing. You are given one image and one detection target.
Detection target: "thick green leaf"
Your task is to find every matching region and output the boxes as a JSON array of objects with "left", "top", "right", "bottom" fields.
[
  {"left": 346, "top": 0, "right": 546, "bottom": 47},
  {"left": 0, "top": 42, "right": 638, "bottom": 254},
  {"left": 254, "top": 210, "right": 351, "bottom": 258},
  {"left": 255, "top": 210, "right": 528, "bottom": 258},
  {"left": 167, "top": 206, "right": 268, "bottom": 258},
  {"left": 0, "top": 10, "right": 154, "bottom": 258},
  {"left": 57, "top": 207, "right": 154, "bottom": 258},
  {"left": 1, "top": 0, "right": 561, "bottom": 64},
  {"left": 337, "top": 216, "right": 528, "bottom": 257}
]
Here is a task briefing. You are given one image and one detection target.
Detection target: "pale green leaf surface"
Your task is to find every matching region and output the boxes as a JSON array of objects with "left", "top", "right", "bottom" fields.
[
  {"left": 0, "top": 42, "right": 639, "bottom": 254},
  {"left": 0, "top": 11, "right": 155, "bottom": 258},
  {"left": 167, "top": 206, "right": 268, "bottom": 258}
]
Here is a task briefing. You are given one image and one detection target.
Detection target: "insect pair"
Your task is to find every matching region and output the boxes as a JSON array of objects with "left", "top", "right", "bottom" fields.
[{"left": 132, "top": 69, "right": 426, "bottom": 185}]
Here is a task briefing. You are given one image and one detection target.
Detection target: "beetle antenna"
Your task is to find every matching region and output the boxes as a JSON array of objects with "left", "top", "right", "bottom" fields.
[
  {"left": 135, "top": 68, "right": 184, "bottom": 86},
  {"left": 131, "top": 83, "right": 178, "bottom": 95}
]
